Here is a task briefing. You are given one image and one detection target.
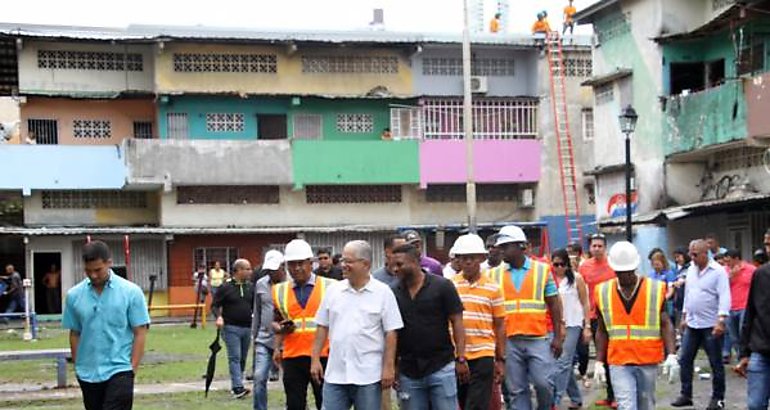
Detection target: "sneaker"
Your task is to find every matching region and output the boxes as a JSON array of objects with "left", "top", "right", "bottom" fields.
[
  {"left": 232, "top": 387, "right": 250, "bottom": 399},
  {"left": 670, "top": 396, "right": 694, "bottom": 407},
  {"left": 595, "top": 399, "right": 617, "bottom": 408},
  {"left": 706, "top": 399, "right": 725, "bottom": 410},
  {"left": 268, "top": 373, "right": 279, "bottom": 382}
]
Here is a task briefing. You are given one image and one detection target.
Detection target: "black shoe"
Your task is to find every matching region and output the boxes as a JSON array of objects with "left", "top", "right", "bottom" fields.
[
  {"left": 706, "top": 399, "right": 725, "bottom": 410},
  {"left": 232, "top": 387, "right": 250, "bottom": 399},
  {"left": 268, "top": 373, "right": 279, "bottom": 382},
  {"left": 670, "top": 396, "right": 693, "bottom": 407}
]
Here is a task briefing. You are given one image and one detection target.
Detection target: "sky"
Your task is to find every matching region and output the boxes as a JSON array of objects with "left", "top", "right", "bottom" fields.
[{"left": 1, "top": 0, "right": 594, "bottom": 34}]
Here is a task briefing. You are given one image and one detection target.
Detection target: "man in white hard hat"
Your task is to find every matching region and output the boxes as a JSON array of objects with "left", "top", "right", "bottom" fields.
[
  {"left": 251, "top": 250, "right": 285, "bottom": 410},
  {"left": 272, "top": 239, "right": 338, "bottom": 410},
  {"left": 594, "top": 241, "right": 677, "bottom": 410},
  {"left": 450, "top": 234, "right": 506, "bottom": 410},
  {"left": 487, "top": 225, "right": 564, "bottom": 410}
]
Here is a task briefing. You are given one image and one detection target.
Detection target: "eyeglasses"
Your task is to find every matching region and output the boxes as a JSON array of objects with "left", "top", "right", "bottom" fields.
[
  {"left": 340, "top": 258, "right": 364, "bottom": 265},
  {"left": 552, "top": 262, "right": 567, "bottom": 268}
]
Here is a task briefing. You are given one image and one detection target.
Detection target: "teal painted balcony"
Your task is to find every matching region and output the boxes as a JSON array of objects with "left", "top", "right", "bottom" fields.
[
  {"left": 663, "top": 80, "right": 748, "bottom": 157},
  {"left": 292, "top": 140, "right": 420, "bottom": 189}
]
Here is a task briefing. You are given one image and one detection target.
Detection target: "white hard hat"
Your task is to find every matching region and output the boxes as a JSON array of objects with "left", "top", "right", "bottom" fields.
[
  {"left": 262, "top": 250, "right": 284, "bottom": 270},
  {"left": 495, "top": 225, "right": 527, "bottom": 246},
  {"left": 453, "top": 234, "right": 488, "bottom": 255},
  {"left": 608, "top": 241, "right": 641, "bottom": 272},
  {"left": 284, "top": 239, "right": 314, "bottom": 262}
]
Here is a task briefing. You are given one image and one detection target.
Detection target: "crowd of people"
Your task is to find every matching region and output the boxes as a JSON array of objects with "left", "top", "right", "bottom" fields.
[{"left": 59, "top": 226, "right": 770, "bottom": 410}]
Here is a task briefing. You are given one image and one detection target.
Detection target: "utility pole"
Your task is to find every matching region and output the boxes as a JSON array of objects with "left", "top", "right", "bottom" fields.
[{"left": 462, "top": 0, "right": 477, "bottom": 233}]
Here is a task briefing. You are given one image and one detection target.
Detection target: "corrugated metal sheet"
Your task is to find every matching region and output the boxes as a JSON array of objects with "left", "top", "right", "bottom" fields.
[
  {"left": 0, "top": 22, "right": 592, "bottom": 47},
  {"left": 72, "top": 238, "right": 167, "bottom": 291}
]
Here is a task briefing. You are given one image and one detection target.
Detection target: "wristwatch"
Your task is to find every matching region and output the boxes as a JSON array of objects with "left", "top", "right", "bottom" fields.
[{"left": 455, "top": 356, "right": 468, "bottom": 364}]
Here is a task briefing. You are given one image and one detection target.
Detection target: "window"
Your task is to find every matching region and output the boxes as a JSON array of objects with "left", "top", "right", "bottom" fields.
[
  {"left": 166, "top": 113, "right": 188, "bottom": 139},
  {"left": 37, "top": 50, "right": 143, "bottom": 71},
  {"left": 422, "top": 58, "right": 515, "bottom": 76},
  {"left": 206, "top": 113, "right": 245, "bottom": 133},
  {"left": 425, "top": 184, "right": 523, "bottom": 202},
  {"left": 563, "top": 56, "right": 593, "bottom": 77},
  {"left": 306, "top": 185, "right": 402, "bottom": 204},
  {"left": 421, "top": 98, "right": 538, "bottom": 139},
  {"left": 73, "top": 119, "right": 111, "bottom": 139},
  {"left": 27, "top": 119, "right": 58, "bottom": 145},
  {"left": 194, "top": 247, "right": 239, "bottom": 275},
  {"left": 336, "top": 113, "right": 374, "bottom": 133},
  {"left": 133, "top": 121, "right": 153, "bottom": 139},
  {"left": 712, "top": 0, "right": 735, "bottom": 10},
  {"left": 41, "top": 190, "right": 148, "bottom": 209},
  {"left": 582, "top": 109, "right": 594, "bottom": 141},
  {"left": 172, "top": 53, "right": 277, "bottom": 73},
  {"left": 390, "top": 107, "right": 422, "bottom": 139},
  {"left": 738, "top": 40, "right": 765, "bottom": 76},
  {"left": 669, "top": 59, "right": 725, "bottom": 95},
  {"left": 596, "top": 12, "right": 631, "bottom": 44},
  {"left": 257, "top": 114, "right": 287, "bottom": 140},
  {"left": 177, "top": 186, "right": 279, "bottom": 204},
  {"left": 0, "top": 39, "right": 18, "bottom": 96},
  {"left": 293, "top": 114, "right": 323, "bottom": 139},
  {"left": 301, "top": 56, "right": 399, "bottom": 74},
  {"left": 594, "top": 84, "right": 614, "bottom": 105}
]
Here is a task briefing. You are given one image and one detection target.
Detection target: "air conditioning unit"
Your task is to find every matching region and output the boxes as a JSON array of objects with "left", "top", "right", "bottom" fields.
[
  {"left": 470, "top": 76, "right": 488, "bottom": 93},
  {"left": 520, "top": 188, "right": 535, "bottom": 208}
]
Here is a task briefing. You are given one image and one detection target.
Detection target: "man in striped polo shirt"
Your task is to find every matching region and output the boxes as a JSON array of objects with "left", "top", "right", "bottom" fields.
[{"left": 451, "top": 234, "right": 507, "bottom": 410}]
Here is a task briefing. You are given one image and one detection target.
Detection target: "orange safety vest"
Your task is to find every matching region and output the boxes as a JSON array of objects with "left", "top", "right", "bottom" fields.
[
  {"left": 273, "top": 277, "right": 334, "bottom": 359},
  {"left": 596, "top": 277, "right": 665, "bottom": 366},
  {"left": 488, "top": 259, "right": 550, "bottom": 337}
]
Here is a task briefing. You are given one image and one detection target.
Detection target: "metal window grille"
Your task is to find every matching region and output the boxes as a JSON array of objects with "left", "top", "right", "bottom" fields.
[
  {"left": 41, "top": 190, "right": 148, "bottom": 209},
  {"left": 177, "top": 186, "right": 280, "bottom": 204},
  {"left": 594, "top": 84, "right": 614, "bottom": 105},
  {"left": 166, "top": 113, "right": 189, "bottom": 139},
  {"left": 582, "top": 109, "right": 594, "bottom": 141},
  {"left": 336, "top": 114, "right": 374, "bottom": 133},
  {"left": 73, "top": 119, "right": 111, "bottom": 139},
  {"left": 27, "top": 118, "right": 58, "bottom": 144},
  {"left": 206, "top": 113, "right": 245, "bottom": 133},
  {"left": 72, "top": 239, "right": 166, "bottom": 291},
  {"left": 37, "top": 50, "right": 143, "bottom": 71},
  {"left": 390, "top": 107, "right": 422, "bottom": 139},
  {"left": 301, "top": 56, "right": 399, "bottom": 74},
  {"left": 306, "top": 185, "right": 402, "bottom": 204},
  {"left": 193, "top": 247, "right": 239, "bottom": 275},
  {"left": 133, "top": 121, "right": 153, "bottom": 139},
  {"left": 0, "top": 39, "right": 19, "bottom": 95},
  {"left": 172, "top": 53, "right": 277, "bottom": 73},
  {"left": 421, "top": 98, "right": 538, "bottom": 140},
  {"left": 292, "top": 114, "right": 323, "bottom": 139},
  {"left": 714, "top": 147, "right": 765, "bottom": 171},
  {"left": 712, "top": 0, "right": 735, "bottom": 10},
  {"left": 425, "top": 184, "right": 522, "bottom": 202},
  {"left": 422, "top": 58, "right": 515, "bottom": 76},
  {"left": 596, "top": 12, "right": 631, "bottom": 44},
  {"left": 563, "top": 54, "right": 593, "bottom": 77}
]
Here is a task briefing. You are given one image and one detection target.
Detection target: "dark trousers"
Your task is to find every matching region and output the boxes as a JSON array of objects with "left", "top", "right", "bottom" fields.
[
  {"left": 679, "top": 326, "right": 725, "bottom": 400},
  {"left": 282, "top": 356, "right": 326, "bottom": 410},
  {"left": 458, "top": 357, "right": 495, "bottom": 410},
  {"left": 78, "top": 370, "right": 134, "bottom": 410},
  {"left": 591, "top": 319, "right": 614, "bottom": 401},
  {"left": 575, "top": 337, "right": 589, "bottom": 377}
]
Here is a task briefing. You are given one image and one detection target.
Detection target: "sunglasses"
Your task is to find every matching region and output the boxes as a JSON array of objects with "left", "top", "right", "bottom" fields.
[{"left": 552, "top": 262, "right": 567, "bottom": 267}]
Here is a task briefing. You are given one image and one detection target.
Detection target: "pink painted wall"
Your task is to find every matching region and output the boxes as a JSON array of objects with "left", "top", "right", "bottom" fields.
[{"left": 419, "top": 139, "right": 541, "bottom": 187}]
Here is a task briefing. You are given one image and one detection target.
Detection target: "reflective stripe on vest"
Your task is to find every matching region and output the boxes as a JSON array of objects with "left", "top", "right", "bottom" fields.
[
  {"left": 273, "top": 276, "right": 329, "bottom": 330},
  {"left": 597, "top": 278, "right": 663, "bottom": 341},
  {"left": 495, "top": 262, "right": 547, "bottom": 315}
]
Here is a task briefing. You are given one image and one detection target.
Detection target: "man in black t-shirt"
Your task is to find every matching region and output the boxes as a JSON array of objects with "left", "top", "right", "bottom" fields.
[
  {"left": 313, "top": 248, "right": 343, "bottom": 280},
  {"left": 212, "top": 259, "right": 254, "bottom": 399},
  {"left": 391, "top": 244, "right": 468, "bottom": 409}
]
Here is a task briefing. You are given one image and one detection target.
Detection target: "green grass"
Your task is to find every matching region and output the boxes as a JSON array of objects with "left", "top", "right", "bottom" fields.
[
  {"left": 1, "top": 390, "right": 287, "bottom": 409},
  {"left": 0, "top": 323, "right": 230, "bottom": 386}
]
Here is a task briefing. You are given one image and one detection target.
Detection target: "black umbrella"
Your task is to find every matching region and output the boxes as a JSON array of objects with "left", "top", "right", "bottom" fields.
[{"left": 204, "top": 329, "right": 222, "bottom": 397}]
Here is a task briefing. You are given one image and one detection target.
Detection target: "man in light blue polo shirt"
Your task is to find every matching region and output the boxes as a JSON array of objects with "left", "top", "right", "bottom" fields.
[{"left": 62, "top": 240, "right": 150, "bottom": 410}]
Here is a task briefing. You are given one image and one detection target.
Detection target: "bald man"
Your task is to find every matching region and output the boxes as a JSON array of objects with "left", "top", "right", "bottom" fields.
[{"left": 213, "top": 259, "right": 255, "bottom": 399}]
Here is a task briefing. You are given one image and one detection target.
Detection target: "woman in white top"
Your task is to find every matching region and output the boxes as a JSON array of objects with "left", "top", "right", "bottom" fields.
[{"left": 552, "top": 248, "right": 592, "bottom": 409}]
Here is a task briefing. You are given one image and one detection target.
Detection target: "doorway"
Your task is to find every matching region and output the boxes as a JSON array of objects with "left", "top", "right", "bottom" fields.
[
  {"left": 33, "top": 252, "right": 62, "bottom": 314},
  {"left": 257, "top": 114, "right": 288, "bottom": 140}
]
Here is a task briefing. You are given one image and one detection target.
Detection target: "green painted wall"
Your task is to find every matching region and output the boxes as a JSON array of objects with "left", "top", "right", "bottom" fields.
[
  {"left": 292, "top": 140, "right": 419, "bottom": 188},
  {"left": 287, "top": 98, "right": 396, "bottom": 141},
  {"left": 663, "top": 80, "right": 747, "bottom": 155}
]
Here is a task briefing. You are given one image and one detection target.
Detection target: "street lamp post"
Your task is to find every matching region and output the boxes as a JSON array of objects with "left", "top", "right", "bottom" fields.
[{"left": 619, "top": 105, "right": 638, "bottom": 242}]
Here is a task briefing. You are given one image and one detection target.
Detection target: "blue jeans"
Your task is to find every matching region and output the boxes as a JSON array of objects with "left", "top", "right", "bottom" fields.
[
  {"left": 322, "top": 382, "right": 381, "bottom": 410},
  {"left": 505, "top": 337, "right": 554, "bottom": 410},
  {"left": 679, "top": 326, "right": 725, "bottom": 400},
  {"left": 554, "top": 327, "right": 583, "bottom": 406},
  {"left": 747, "top": 353, "right": 770, "bottom": 410},
  {"left": 222, "top": 324, "right": 251, "bottom": 391},
  {"left": 252, "top": 344, "right": 273, "bottom": 410},
  {"left": 723, "top": 310, "right": 744, "bottom": 358},
  {"left": 609, "top": 365, "right": 656, "bottom": 410},
  {"left": 398, "top": 362, "right": 458, "bottom": 410}
]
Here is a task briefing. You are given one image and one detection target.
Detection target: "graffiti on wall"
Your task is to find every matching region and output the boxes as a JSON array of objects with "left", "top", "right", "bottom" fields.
[{"left": 607, "top": 191, "right": 638, "bottom": 218}]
